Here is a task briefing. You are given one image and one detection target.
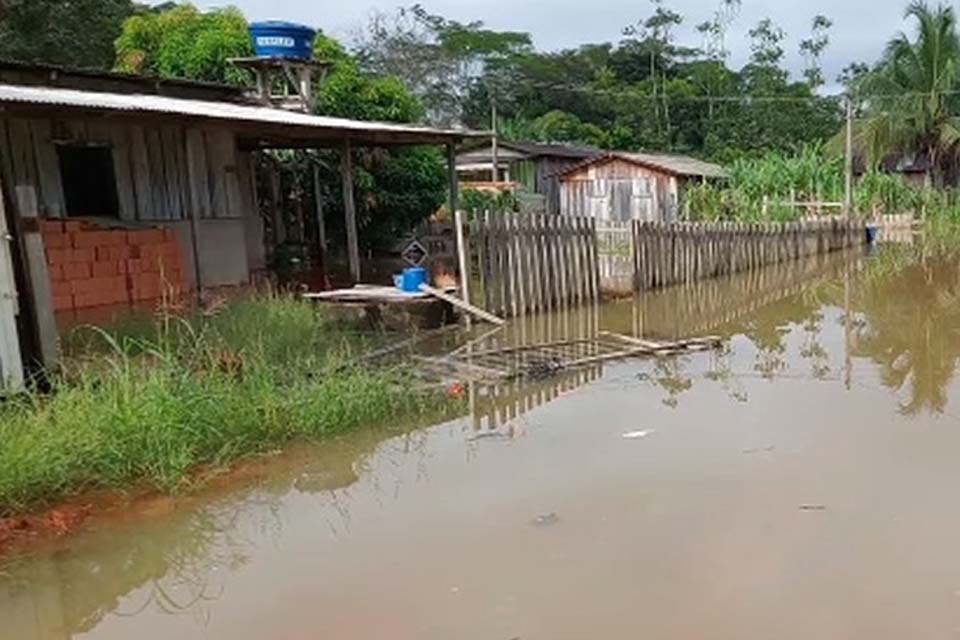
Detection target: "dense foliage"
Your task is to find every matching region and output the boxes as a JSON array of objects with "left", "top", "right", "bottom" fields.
[
  {"left": 0, "top": 0, "right": 139, "bottom": 70},
  {"left": 114, "top": 3, "right": 252, "bottom": 84},
  {"left": 354, "top": 1, "right": 842, "bottom": 161}
]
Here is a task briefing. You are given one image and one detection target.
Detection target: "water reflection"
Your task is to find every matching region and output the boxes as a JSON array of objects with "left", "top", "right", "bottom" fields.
[
  {"left": 851, "top": 253, "right": 960, "bottom": 415},
  {"left": 0, "top": 421, "right": 436, "bottom": 639},
  {"left": 626, "top": 245, "right": 960, "bottom": 416}
]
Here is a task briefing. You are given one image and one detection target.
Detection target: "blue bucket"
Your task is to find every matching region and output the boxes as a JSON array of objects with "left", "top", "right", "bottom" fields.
[
  {"left": 401, "top": 267, "right": 428, "bottom": 293},
  {"left": 865, "top": 225, "right": 879, "bottom": 244},
  {"left": 248, "top": 21, "right": 316, "bottom": 59}
]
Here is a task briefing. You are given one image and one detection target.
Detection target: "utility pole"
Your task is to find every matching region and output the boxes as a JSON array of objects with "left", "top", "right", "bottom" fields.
[
  {"left": 490, "top": 95, "right": 499, "bottom": 183},
  {"left": 844, "top": 95, "right": 854, "bottom": 220}
]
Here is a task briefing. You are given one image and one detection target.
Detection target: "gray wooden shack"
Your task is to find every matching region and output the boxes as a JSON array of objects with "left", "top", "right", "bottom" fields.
[
  {"left": 456, "top": 140, "right": 600, "bottom": 214},
  {"left": 558, "top": 152, "right": 725, "bottom": 222}
]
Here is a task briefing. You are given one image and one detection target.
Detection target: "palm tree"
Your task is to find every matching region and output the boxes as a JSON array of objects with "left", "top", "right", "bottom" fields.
[{"left": 854, "top": 2, "right": 960, "bottom": 186}]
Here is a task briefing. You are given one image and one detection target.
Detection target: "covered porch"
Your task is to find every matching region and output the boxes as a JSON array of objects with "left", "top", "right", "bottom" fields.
[{"left": 0, "top": 80, "right": 485, "bottom": 384}]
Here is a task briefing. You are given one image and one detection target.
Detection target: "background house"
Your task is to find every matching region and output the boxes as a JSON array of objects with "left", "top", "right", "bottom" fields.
[
  {"left": 456, "top": 140, "right": 600, "bottom": 214},
  {"left": 558, "top": 152, "right": 725, "bottom": 223}
]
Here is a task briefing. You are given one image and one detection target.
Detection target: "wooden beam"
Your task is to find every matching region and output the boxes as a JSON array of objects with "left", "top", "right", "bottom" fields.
[
  {"left": 14, "top": 186, "right": 59, "bottom": 370},
  {"left": 418, "top": 283, "right": 505, "bottom": 326},
  {"left": 312, "top": 163, "right": 327, "bottom": 267},
  {"left": 341, "top": 139, "right": 360, "bottom": 282},
  {"left": 0, "top": 181, "right": 24, "bottom": 390}
]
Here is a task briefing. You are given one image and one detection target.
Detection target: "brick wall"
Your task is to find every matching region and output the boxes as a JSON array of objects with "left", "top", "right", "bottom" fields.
[{"left": 41, "top": 220, "right": 188, "bottom": 311}]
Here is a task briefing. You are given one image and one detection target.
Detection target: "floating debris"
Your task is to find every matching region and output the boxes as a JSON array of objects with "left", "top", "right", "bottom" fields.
[
  {"left": 532, "top": 512, "right": 560, "bottom": 527},
  {"left": 622, "top": 430, "right": 656, "bottom": 439},
  {"left": 742, "top": 445, "right": 776, "bottom": 454}
]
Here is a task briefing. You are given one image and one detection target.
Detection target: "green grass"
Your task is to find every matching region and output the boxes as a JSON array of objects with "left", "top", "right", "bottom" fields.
[{"left": 0, "top": 293, "right": 448, "bottom": 517}]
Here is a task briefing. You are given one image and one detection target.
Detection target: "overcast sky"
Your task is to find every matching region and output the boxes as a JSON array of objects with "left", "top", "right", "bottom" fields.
[{"left": 194, "top": 0, "right": 912, "bottom": 92}]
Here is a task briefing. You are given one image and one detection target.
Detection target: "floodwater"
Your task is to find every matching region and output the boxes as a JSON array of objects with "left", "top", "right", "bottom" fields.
[{"left": 8, "top": 245, "right": 960, "bottom": 638}]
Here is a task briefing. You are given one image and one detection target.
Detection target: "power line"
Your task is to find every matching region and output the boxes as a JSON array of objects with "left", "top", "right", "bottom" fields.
[{"left": 491, "top": 77, "right": 960, "bottom": 105}]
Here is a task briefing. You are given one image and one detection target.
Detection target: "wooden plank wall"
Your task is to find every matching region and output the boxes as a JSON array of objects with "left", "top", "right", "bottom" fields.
[
  {"left": 0, "top": 116, "right": 250, "bottom": 223},
  {"left": 559, "top": 159, "right": 669, "bottom": 222},
  {"left": 630, "top": 219, "right": 866, "bottom": 291},
  {"left": 471, "top": 212, "right": 600, "bottom": 318}
]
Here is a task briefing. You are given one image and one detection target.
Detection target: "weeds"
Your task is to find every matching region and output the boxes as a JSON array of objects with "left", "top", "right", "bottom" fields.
[{"left": 0, "top": 293, "right": 447, "bottom": 517}]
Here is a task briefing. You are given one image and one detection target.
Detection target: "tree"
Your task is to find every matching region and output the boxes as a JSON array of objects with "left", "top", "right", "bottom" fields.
[
  {"left": 696, "top": 0, "right": 741, "bottom": 61},
  {"left": 114, "top": 3, "right": 252, "bottom": 84},
  {"left": 309, "top": 34, "right": 446, "bottom": 248},
  {"left": 799, "top": 15, "right": 833, "bottom": 88},
  {"left": 0, "top": 0, "right": 138, "bottom": 70},
  {"left": 352, "top": 5, "right": 531, "bottom": 125},
  {"left": 853, "top": 1, "right": 960, "bottom": 186}
]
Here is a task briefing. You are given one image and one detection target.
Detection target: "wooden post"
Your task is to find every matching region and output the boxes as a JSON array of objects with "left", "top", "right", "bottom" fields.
[
  {"left": 184, "top": 129, "right": 206, "bottom": 297},
  {"left": 341, "top": 139, "right": 361, "bottom": 282},
  {"left": 0, "top": 185, "right": 23, "bottom": 389},
  {"left": 449, "top": 144, "right": 472, "bottom": 328},
  {"left": 844, "top": 95, "right": 855, "bottom": 220},
  {"left": 454, "top": 208, "right": 472, "bottom": 329},
  {"left": 14, "top": 186, "right": 58, "bottom": 370},
  {"left": 312, "top": 164, "right": 327, "bottom": 267}
]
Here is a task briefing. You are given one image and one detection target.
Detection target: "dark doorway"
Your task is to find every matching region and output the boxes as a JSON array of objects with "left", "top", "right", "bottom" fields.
[{"left": 57, "top": 145, "right": 120, "bottom": 218}]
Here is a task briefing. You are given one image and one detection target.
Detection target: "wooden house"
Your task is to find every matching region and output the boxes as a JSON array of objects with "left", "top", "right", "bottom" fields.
[
  {"left": 558, "top": 152, "right": 725, "bottom": 223},
  {"left": 456, "top": 140, "right": 600, "bottom": 214},
  {"left": 0, "top": 60, "right": 475, "bottom": 387}
]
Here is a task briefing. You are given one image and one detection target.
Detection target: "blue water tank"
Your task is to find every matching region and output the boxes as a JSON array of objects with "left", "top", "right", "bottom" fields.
[{"left": 248, "top": 21, "right": 316, "bottom": 59}]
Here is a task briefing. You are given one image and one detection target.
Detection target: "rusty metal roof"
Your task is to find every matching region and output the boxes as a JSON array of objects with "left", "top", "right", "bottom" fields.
[
  {"left": 0, "top": 82, "right": 486, "bottom": 146},
  {"left": 558, "top": 152, "right": 726, "bottom": 179}
]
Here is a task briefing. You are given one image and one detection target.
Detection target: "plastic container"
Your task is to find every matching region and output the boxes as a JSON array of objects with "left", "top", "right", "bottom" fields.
[
  {"left": 248, "top": 21, "right": 316, "bottom": 59},
  {"left": 401, "top": 267, "right": 428, "bottom": 293}
]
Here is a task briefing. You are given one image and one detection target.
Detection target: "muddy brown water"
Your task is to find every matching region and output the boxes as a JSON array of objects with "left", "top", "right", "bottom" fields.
[{"left": 8, "top": 247, "right": 960, "bottom": 639}]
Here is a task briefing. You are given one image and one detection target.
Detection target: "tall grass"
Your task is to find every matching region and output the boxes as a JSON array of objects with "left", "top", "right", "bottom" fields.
[{"left": 0, "top": 293, "right": 445, "bottom": 517}]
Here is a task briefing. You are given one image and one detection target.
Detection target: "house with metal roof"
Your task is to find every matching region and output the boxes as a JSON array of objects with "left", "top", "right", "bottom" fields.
[
  {"left": 456, "top": 140, "right": 601, "bottom": 214},
  {"left": 558, "top": 151, "right": 726, "bottom": 223},
  {"left": 0, "top": 60, "right": 481, "bottom": 386}
]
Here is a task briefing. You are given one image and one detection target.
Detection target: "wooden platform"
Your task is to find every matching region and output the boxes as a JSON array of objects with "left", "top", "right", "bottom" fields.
[{"left": 303, "top": 285, "right": 453, "bottom": 331}]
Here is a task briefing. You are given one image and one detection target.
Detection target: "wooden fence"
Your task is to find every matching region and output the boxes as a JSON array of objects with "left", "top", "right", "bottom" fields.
[
  {"left": 470, "top": 212, "right": 599, "bottom": 317},
  {"left": 630, "top": 218, "right": 865, "bottom": 291}
]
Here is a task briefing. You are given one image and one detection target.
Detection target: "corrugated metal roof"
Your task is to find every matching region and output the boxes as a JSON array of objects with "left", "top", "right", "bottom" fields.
[
  {"left": 0, "top": 83, "right": 484, "bottom": 143},
  {"left": 559, "top": 152, "right": 726, "bottom": 179}
]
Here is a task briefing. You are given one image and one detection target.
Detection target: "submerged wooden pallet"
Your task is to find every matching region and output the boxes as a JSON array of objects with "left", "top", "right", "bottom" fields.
[{"left": 418, "top": 332, "right": 723, "bottom": 382}]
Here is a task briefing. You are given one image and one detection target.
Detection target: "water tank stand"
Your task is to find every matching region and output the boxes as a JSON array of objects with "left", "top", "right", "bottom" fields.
[{"left": 229, "top": 57, "right": 331, "bottom": 112}]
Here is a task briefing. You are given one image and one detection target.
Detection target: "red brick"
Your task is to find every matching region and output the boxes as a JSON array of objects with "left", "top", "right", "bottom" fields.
[
  {"left": 47, "top": 264, "right": 63, "bottom": 281},
  {"left": 128, "top": 229, "right": 165, "bottom": 246},
  {"left": 70, "top": 248, "right": 95, "bottom": 263},
  {"left": 53, "top": 295, "right": 73, "bottom": 311},
  {"left": 51, "top": 280, "right": 72, "bottom": 298},
  {"left": 62, "top": 221, "right": 84, "bottom": 233},
  {"left": 46, "top": 248, "right": 69, "bottom": 265},
  {"left": 99, "top": 231, "right": 126, "bottom": 247},
  {"left": 43, "top": 232, "right": 69, "bottom": 249},
  {"left": 61, "top": 262, "right": 91, "bottom": 281},
  {"left": 72, "top": 231, "right": 102, "bottom": 249},
  {"left": 92, "top": 261, "right": 118, "bottom": 278}
]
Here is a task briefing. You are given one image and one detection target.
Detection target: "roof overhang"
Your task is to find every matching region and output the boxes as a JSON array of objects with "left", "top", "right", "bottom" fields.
[{"left": 0, "top": 83, "right": 489, "bottom": 148}]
